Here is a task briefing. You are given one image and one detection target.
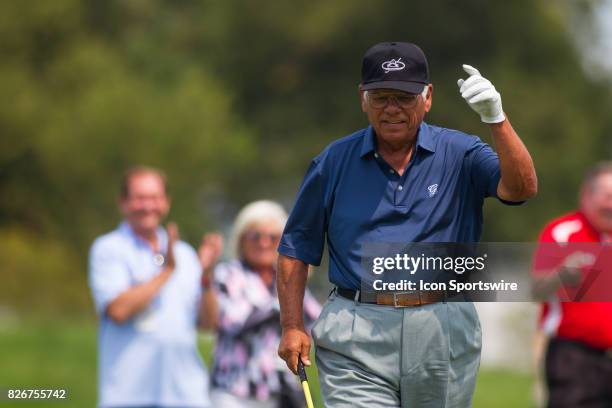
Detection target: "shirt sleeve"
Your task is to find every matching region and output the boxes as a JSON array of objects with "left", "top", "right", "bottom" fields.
[
  {"left": 466, "top": 137, "right": 524, "bottom": 205},
  {"left": 88, "top": 238, "right": 131, "bottom": 315},
  {"left": 278, "top": 157, "right": 329, "bottom": 266},
  {"left": 532, "top": 226, "right": 562, "bottom": 277},
  {"left": 532, "top": 222, "right": 586, "bottom": 278}
]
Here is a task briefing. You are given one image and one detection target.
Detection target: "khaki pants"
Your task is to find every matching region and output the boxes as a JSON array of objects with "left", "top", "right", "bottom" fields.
[{"left": 312, "top": 291, "right": 481, "bottom": 408}]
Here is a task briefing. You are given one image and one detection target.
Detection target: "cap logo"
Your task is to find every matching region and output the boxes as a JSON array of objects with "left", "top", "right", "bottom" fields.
[{"left": 381, "top": 58, "right": 405, "bottom": 73}]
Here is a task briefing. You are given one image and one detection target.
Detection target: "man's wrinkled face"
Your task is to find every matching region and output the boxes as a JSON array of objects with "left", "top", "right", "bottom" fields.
[
  {"left": 119, "top": 173, "right": 170, "bottom": 234},
  {"left": 360, "top": 85, "right": 432, "bottom": 146},
  {"left": 581, "top": 173, "right": 612, "bottom": 234}
]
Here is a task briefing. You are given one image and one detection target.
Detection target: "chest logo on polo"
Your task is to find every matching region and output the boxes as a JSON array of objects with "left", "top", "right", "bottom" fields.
[
  {"left": 382, "top": 58, "right": 405, "bottom": 73},
  {"left": 427, "top": 184, "right": 438, "bottom": 198}
]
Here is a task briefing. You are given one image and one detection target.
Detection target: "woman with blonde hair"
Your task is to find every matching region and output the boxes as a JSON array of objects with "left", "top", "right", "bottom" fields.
[{"left": 199, "top": 200, "right": 321, "bottom": 408}]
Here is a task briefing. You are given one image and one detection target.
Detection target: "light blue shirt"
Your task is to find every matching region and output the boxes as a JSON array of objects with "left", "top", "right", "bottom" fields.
[{"left": 88, "top": 222, "right": 210, "bottom": 408}]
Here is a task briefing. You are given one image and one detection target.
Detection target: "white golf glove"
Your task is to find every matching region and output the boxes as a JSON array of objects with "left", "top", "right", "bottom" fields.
[{"left": 457, "top": 64, "right": 505, "bottom": 124}]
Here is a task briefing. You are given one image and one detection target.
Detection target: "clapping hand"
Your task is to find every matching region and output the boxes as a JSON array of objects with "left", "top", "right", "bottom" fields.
[{"left": 198, "top": 232, "right": 224, "bottom": 272}]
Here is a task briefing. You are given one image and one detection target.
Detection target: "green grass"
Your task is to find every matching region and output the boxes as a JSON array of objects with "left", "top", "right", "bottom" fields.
[
  {"left": 0, "top": 318, "right": 97, "bottom": 406},
  {"left": 0, "top": 318, "right": 533, "bottom": 407},
  {"left": 473, "top": 369, "right": 535, "bottom": 408}
]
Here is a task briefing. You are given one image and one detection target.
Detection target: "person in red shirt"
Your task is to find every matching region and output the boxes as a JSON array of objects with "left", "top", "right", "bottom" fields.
[{"left": 532, "top": 162, "right": 612, "bottom": 408}]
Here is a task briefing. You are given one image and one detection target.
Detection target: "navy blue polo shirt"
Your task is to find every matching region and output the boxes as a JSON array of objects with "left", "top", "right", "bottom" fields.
[{"left": 279, "top": 121, "right": 515, "bottom": 290}]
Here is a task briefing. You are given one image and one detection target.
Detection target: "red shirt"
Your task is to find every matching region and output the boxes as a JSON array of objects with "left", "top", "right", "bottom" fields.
[{"left": 533, "top": 211, "right": 612, "bottom": 350}]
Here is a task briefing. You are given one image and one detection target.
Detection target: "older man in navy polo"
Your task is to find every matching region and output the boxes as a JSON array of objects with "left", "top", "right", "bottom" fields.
[{"left": 277, "top": 42, "right": 537, "bottom": 407}]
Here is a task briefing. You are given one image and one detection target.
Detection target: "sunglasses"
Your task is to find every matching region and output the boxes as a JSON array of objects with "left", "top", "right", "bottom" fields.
[
  {"left": 243, "top": 231, "right": 281, "bottom": 242},
  {"left": 366, "top": 91, "right": 421, "bottom": 109}
]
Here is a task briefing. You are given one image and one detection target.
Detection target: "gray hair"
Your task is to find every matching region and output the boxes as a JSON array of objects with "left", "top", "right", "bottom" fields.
[
  {"left": 229, "top": 200, "right": 288, "bottom": 259},
  {"left": 420, "top": 84, "right": 429, "bottom": 100}
]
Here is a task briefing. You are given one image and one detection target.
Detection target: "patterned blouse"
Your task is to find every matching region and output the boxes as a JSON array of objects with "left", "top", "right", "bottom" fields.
[{"left": 211, "top": 260, "right": 322, "bottom": 400}]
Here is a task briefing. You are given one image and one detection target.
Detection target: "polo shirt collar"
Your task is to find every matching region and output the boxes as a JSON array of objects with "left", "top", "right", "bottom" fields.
[
  {"left": 360, "top": 121, "right": 436, "bottom": 158},
  {"left": 359, "top": 126, "right": 376, "bottom": 157},
  {"left": 119, "top": 221, "right": 168, "bottom": 252},
  {"left": 416, "top": 122, "right": 436, "bottom": 153}
]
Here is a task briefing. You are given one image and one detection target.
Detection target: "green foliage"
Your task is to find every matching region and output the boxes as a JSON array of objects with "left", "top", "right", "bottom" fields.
[
  {"left": 1, "top": 0, "right": 257, "bottom": 314},
  {"left": 0, "top": 227, "right": 88, "bottom": 316},
  {"left": 1, "top": 0, "right": 610, "bottom": 313}
]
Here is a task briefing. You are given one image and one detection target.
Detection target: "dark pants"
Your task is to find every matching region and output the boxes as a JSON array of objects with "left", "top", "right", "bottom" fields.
[{"left": 546, "top": 338, "right": 612, "bottom": 408}]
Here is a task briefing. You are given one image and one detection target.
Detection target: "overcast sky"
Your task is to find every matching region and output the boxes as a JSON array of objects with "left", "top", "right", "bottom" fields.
[{"left": 581, "top": 0, "right": 612, "bottom": 78}]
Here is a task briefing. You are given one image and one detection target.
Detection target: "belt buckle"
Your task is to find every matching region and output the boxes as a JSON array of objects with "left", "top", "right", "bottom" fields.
[
  {"left": 606, "top": 349, "right": 612, "bottom": 359},
  {"left": 393, "top": 291, "right": 419, "bottom": 308}
]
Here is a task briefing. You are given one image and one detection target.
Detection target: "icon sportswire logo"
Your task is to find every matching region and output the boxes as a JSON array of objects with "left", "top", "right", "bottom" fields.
[
  {"left": 382, "top": 58, "right": 405, "bottom": 73},
  {"left": 427, "top": 184, "right": 438, "bottom": 197}
]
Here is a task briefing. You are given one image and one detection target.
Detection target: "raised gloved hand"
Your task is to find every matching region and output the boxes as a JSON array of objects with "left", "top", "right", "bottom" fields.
[{"left": 457, "top": 64, "right": 505, "bottom": 124}]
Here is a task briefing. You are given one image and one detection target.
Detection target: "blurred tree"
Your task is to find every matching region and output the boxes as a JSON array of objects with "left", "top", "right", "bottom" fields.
[
  {"left": 0, "top": 0, "right": 256, "bottom": 315},
  {"left": 189, "top": 0, "right": 612, "bottom": 240},
  {"left": 0, "top": 0, "right": 610, "bottom": 314}
]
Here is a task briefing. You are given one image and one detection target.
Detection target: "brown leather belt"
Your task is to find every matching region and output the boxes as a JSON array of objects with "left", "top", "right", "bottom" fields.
[{"left": 336, "top": 287, "right": 448, "bottom": 307}]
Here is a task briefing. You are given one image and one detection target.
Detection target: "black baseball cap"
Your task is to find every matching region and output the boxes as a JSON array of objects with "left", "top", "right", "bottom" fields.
[{"left": 361, "top": 42, "right": 429, "bottom": 94}]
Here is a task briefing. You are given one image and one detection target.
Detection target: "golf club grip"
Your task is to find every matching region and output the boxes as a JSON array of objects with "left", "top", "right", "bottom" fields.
[
  {"left": 302, "top": 381, "right": 315, "bottom": 408},
  {"left": 297, "top": 358, "right": 308, "bottom": 382},
  {"left": 297, "top": 358, "right": 315, "bottom": 408}
]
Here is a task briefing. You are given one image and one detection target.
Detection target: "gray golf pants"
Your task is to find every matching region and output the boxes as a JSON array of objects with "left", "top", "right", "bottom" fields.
[{"left": 311, "top": 291, "right": 481, "bottom": 408}]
